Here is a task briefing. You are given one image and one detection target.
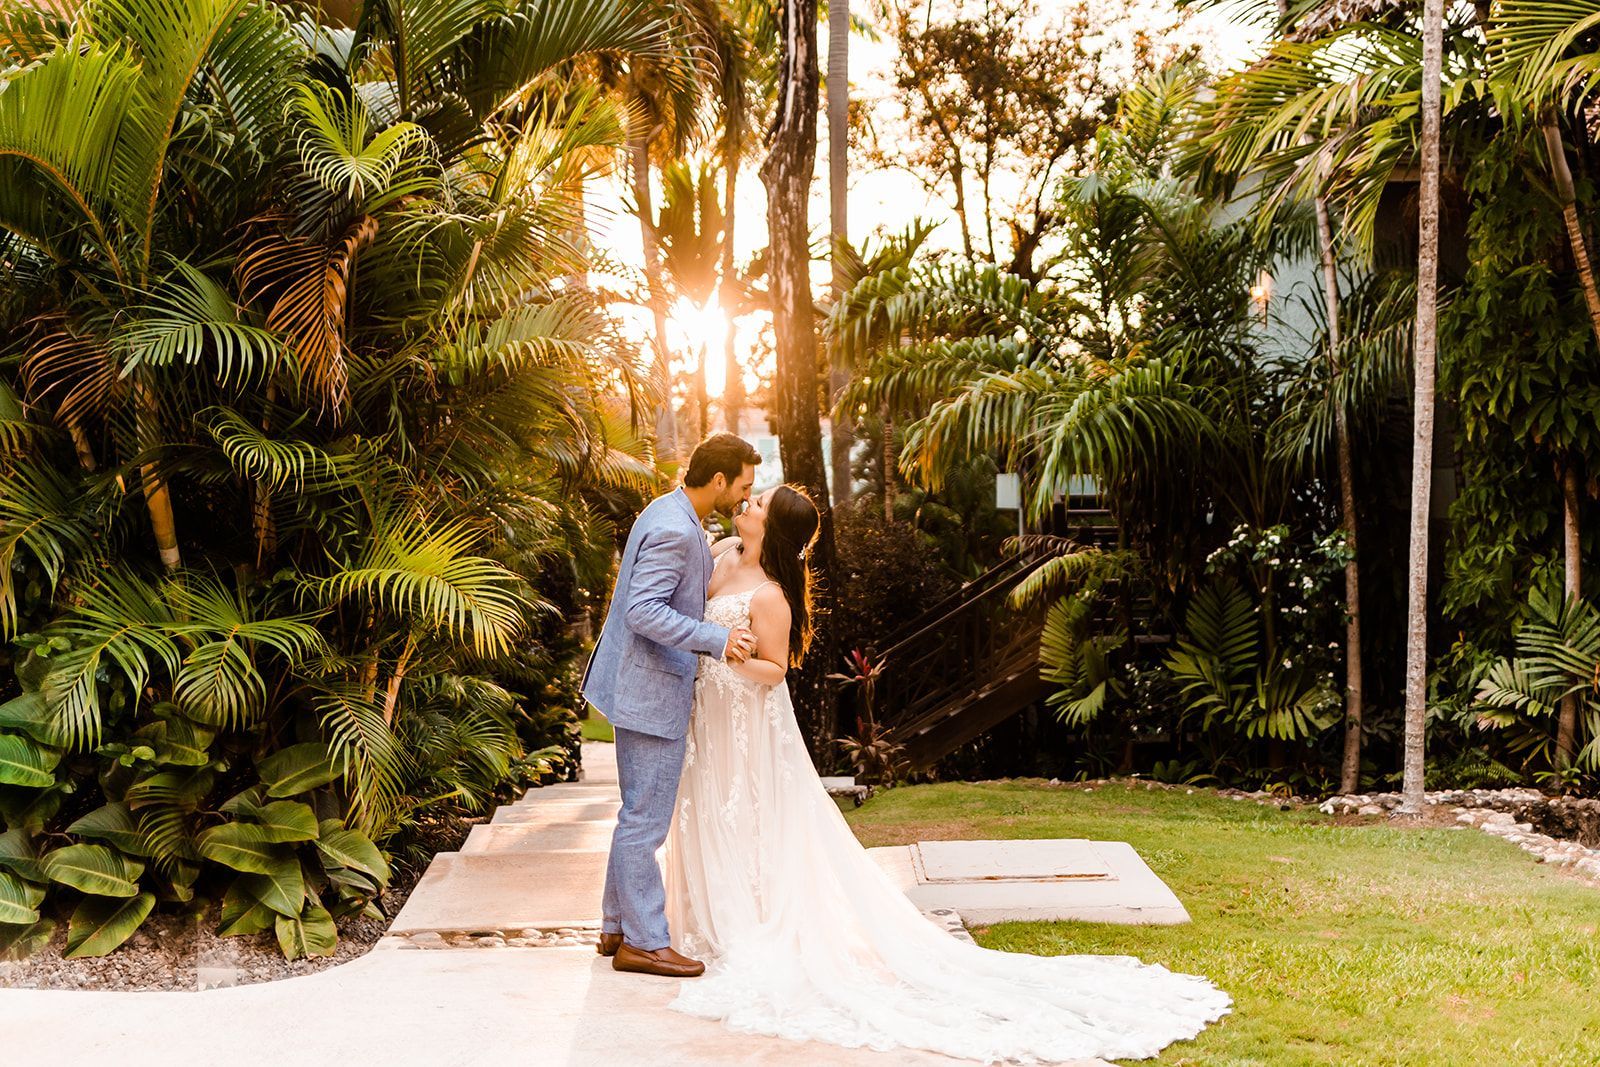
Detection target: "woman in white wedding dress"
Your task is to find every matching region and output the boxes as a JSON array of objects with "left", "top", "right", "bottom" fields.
[{"left": 662, "top": 484, "right": 1231, "bottom": 1063}]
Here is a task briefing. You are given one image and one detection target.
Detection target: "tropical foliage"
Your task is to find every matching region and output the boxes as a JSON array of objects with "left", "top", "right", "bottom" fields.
[
  {"left": 0, "top": 0, "right": 688, "bottom": 957},
  {"left": 821, "top": 0, "right": 1600, "bottom": 798}
]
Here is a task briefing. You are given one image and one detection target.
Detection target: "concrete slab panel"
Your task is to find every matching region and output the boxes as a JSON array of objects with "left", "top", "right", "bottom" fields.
[
  {"left": 577, "top": 742, "right": 617, "bottom": 784},
  {"left": 389, "top": 851, "right": 608, "bottom": 934},
  {"left": 867, "top": 840, "right": 1190, "bottom": 926},
  {"left": 508, "top": 785, "right": 620, "bottom": 808},
  {"left": 462, "top": 821, "right": 615, "bottom": 855},
  {"left": 492, "top": 801, "right": 617, "bottom": 825}
]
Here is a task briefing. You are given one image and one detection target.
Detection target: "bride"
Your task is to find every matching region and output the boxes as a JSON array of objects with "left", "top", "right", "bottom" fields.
[{"left": 662, "top": 484, "right": 1231, "bottom": 1063}]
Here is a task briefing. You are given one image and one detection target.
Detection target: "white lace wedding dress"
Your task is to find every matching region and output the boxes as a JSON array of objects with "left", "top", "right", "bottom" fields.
[{"left": 661, "top": 585, "right": 1231, "bottom": 1063}]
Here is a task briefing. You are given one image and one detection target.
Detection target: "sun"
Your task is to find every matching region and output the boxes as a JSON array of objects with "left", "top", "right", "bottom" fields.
[{"left": 666, "top": 297, "right": 730, "bottom": 397}]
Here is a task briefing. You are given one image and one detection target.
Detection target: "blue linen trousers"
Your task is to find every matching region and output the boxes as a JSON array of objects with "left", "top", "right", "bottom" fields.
[{"left": 581, "top": 488, "right": 729, "bottom": 950}]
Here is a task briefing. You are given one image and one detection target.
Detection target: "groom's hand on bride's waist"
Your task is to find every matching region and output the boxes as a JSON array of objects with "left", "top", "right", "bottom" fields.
[{"left": 723, "top": 628, "right": 758, "bottom": 663}]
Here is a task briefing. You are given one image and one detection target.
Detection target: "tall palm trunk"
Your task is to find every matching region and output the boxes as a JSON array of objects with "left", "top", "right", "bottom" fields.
[
  {"left": 1560, "top": 454, "right": 1582, "bottom": 767},
  {"left": 631, "top": 126, "right": 677, "bottom": 462},
  {"left": 763, "top": 0, "right": 836, "bottom": 756},
  {"left": 1400, "top": 0, "right": 1446, "bottom": 815},
  {"left": 1542, "top": 120, "right": 1600, "bottom": 339},
  {"left": 1542, "top": 118, "right": 1594, "bottom": 772},
  {"left": 827, "top": 0, "right": 854, "bottom": 506},
  {"left": 693, "top": 347, "right": 710, "bottom": 441},
  {"left": 1317, "top": 197, "right": 1366, "bottom": 794},
  {"left": 136, "top": 377, "right": 181, "bottom": 571},
  {"left": 762, "top": 0, "right": 829, "bottom": 506},
  {"left": 882, "top": 408, "right": 897, "bottom": 521},
  {"left": 253, "top": 382, "right": 279, "bottom": 570},
  {"left": 721, "top": 140, "right": 745, "bottom": 435}
]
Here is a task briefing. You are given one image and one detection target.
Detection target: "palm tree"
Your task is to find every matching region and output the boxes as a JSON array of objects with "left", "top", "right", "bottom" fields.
[
  {"left": 1485, "top": 0, "right": 1600, "bottom": 769},
  {"left": 1192, "top": 17, "right": 1421, "bottom": 792},
  {"left": 827, "top": 0, "right": 854, "bottom": 505},
  {"left": 763, "top": 0, "right": 837, "bottom": 754},
  {"left": 656, "top": 159, "right": 727, "bottom": 439},
  {"left": 1400, "top": 0, "right": 1447, "bottom": 814},
  {"left": 699, "top": 0, "right": 776, "bottom": 437},
  {"left": 608, "top": 4, "right": 714, "bottom": 464}
]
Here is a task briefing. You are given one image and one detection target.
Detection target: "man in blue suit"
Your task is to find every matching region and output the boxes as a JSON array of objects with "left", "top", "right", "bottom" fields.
[{"left": 582, "top": 433, "right": 761, "bottom": 978}]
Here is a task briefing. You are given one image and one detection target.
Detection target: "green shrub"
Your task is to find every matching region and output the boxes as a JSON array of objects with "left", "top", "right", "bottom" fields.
[{"left": 0, "top": 0, "right": 672, "bottom": 958}]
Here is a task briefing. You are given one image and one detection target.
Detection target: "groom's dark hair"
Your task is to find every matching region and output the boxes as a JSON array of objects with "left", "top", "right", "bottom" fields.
[{"left": 683, "top": 433, "right": 761, "bottom": 487}]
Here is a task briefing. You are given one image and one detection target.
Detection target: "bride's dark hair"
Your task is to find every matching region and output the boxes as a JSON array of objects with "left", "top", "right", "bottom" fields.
[{"left": 758, "top": 484, "right": 820, "bottom": 665}]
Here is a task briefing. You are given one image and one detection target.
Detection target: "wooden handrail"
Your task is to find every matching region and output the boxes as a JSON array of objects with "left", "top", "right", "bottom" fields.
[
  {"left": 873, "top": 547, "right": 1061, "bottom": 738},
  {"left": 873, "top": 550, "right": 1048, "bottom": 665},
  {"left": 866, "top": 554, "right": 1028, "bottom": 659}
]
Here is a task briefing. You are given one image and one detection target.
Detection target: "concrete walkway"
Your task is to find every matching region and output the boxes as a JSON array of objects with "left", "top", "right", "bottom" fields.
[
  {"left": 0, "top": 742, "right": 1117, "bottom": 1066},
  {"left": 0, "top": 948, "right": 978, "bottom": 1065}
]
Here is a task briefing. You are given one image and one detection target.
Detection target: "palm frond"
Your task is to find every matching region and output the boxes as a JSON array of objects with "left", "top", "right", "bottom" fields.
[
  {"left": 309, "top": 515, "right": 530, "bottom": 656},
  {"left": 119, "top": 262, "right": 286, "bottom": 389},
  {"left": 0, "top": 460, "right": 102, "bottom": 636}
]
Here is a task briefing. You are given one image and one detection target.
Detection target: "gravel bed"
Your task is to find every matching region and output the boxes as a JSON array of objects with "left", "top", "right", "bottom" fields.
[
  {"left": 0, "top": 812, "right": 482, "bottom": 992},
  {"left": 0, "top": 904, "right": 395, "bottom": 991}
]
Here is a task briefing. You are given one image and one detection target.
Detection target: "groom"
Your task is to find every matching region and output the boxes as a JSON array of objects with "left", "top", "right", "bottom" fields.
[{"left": 582, "top": 433, "right": 762, "bottom": 978}]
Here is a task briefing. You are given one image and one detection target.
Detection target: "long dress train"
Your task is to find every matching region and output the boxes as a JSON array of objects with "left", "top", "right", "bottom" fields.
[{"left": 662, "top": 586, "right": 1231, "bottom": 1063}]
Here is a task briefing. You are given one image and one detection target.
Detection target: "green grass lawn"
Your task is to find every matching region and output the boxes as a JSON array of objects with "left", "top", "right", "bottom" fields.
[
  {"left": 844, "top": 779, "right": 1600, "bottom": 1066},
  {"left": 579, "top": 709, "right": 613, "bottom": 743}
]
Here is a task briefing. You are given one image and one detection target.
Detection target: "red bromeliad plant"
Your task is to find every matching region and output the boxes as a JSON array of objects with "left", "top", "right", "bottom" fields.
[{"left": 829, "top": 650, "right": 909, "bottom": 785}]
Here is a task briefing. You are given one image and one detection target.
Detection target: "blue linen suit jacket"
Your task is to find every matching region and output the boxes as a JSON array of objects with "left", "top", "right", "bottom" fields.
[{"left": 581, "top": 488, "right": 730, "bottom": 740}]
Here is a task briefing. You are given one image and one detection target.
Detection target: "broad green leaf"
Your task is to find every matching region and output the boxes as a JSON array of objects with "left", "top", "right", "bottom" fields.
[
  {"left": 0, "top": 917, "right": 55, "bottom": 960},
  {"left": 0, "top": 733, "right": 59, "bottom": 788},
  {"left": 137, "top": 713, "right": 215, "bottom": 767},
  {"left": 323, "top": 864, "right": 377, "bottom": 895},
  {"left": 0, "top": 828, "right": 44, "bottom": 882},
  {"left": 67, "top": 802, "right": 152, "bottom": 856},
  {"left": 239, "top": 855, "right": 305, "bottom": 917},
  {"left": 65, "top": 892, "right": 155, "bottom": 958},
  {"left": 219, "top": 784, "right": 266, "bottom": 818},
  {"left": 218, "top": 878, "right": 275, "bottom": 936},
  {"left": 0, "top": 784, "right": 62, "bottom": 831},
  {"left": 254, "top": 801, "right": 319, "bottom": 843},
  {"left": 41, "top": 843, "right": 143, "bottom": 897},
  {"left": 275, "top": 901, "right": 337, "bottom": 960},
  {"left": 124, "top": 768, "right": 213, "bottom": 811},
  {"left": 257, "top": 743, "right": 346, "bottom": 797},
  {"left": 316, "top": 827, "right": 390, "bottom": 886},
  {"left": 0, "top": 869, "right": 45, "bottom": 924},
  {"left": 0, "top": 693, "right": 61, "bottom": 745},
  {"left": 195, "top": 822, "right": 289, "bottom": 874},
  {"left": 156, "top": 858, "right": 200, "bottom": 903}
]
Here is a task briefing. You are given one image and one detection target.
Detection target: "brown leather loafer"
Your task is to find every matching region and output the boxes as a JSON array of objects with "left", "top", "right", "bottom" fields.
[
  {"left": 597, "top": 931, "right": 622, "bottom": 957},
  {"left": 612, "top": 942, "right": 705, "bottom": 978}
]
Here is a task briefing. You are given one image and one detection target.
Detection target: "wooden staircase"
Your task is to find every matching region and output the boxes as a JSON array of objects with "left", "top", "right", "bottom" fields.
[
  {"left": 863, "top": 503, "right": 1147, "bottom": 772},
  {"left": 868, "top": 550, "right": 1058, "bottom": 773}
]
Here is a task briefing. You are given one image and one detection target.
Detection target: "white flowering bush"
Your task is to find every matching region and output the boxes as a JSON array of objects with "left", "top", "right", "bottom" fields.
[{"left": 1165, "top": 525, "right": 1348, "bottom": 760}]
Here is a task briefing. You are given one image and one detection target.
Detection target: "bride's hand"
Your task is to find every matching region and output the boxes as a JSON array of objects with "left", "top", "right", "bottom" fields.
[{"left": 710, "top": 535, "right": 742, "bottom": 559}]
